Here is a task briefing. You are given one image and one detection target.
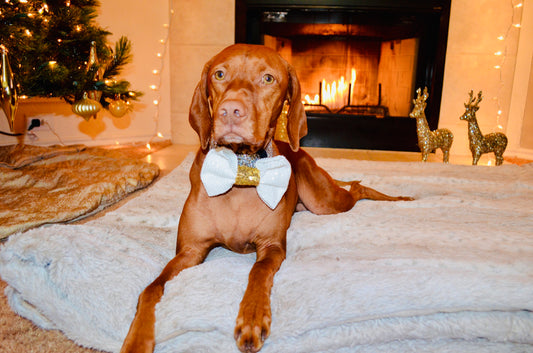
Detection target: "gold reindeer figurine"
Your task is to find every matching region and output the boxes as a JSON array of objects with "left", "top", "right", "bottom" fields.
[
  {"left": 410, "top": 87, "right": 453, "bottom": 163},
  {"left": 459, "top": 90, "right": 508, "bottom": 166}
]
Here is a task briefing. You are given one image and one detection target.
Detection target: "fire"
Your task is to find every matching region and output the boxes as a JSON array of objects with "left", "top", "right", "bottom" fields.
[
  {"left": 304, "top": 68, "right": 357, "bottom": 111},
  {"left": 351, "top": 68, "right": 356, "bottom": 88},
  {"left": 304, "top": 94, "right": 320, "bottom": 105}
]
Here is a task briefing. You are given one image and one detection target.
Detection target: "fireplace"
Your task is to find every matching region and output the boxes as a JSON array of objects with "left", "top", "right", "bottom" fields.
[{"left": 235, "top": 0, "right": 451, "bottom": 151}]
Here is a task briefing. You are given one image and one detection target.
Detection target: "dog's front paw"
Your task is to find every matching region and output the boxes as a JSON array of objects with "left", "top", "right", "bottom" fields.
[{"left": 234, "top": 301, "right": 271, "bottom": 353}]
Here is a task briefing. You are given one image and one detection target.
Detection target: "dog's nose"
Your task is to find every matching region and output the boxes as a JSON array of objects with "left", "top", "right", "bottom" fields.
[{"left": 218, "top": 100, "right": 247, "bottom": 122}]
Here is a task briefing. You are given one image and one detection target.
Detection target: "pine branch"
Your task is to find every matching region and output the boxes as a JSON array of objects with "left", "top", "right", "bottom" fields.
[
  {"left": 103, "top": 36, "right": 132, "bottom": 79},
  {"left": 0, "top": 0, "right": 141, "bottom": 107}
]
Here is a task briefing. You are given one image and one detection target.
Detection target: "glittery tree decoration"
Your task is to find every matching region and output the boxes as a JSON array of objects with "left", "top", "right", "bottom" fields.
[
  {"left": 274, "top": 100, "right": 290, "bottom": 144},
  {"left": 459, "top": 90, "right": 508, "bottom": 166},
  {"left": 0, "top": 45, "right": 18, "bottom": 132},
  {"left": 409, "top": 87, "right": 453, "bottom": 163},
  {"left": 0, "top": 1, "right": 141, "bottom": 114}
]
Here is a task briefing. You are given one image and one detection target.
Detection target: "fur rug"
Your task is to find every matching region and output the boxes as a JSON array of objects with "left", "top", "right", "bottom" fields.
[
  {"left": 0, "top": 144, "right": 160, "bottom": 238},
  {"left": 1, "top": 154, "right": 532, "bottom": 353}
]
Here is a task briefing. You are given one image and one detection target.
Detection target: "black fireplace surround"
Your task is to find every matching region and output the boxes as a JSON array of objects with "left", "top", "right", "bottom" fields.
[{"left": 236, "top": 0, "right": 451, "bottom": 151}]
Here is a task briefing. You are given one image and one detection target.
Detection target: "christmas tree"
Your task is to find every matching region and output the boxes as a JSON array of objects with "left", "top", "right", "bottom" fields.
[{"left": 0, "top": 0, "right": 141, "bottom": 113}]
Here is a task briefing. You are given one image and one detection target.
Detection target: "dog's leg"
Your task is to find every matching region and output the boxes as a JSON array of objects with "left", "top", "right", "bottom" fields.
[
  {"left": 120, "top": 248, "right": 207, "bottom": 353},
  {"left": 234, "top": 243, "right": 286, "bottom": 353},
  {"left": 278, "top": 142, "right": 412, "bottom": 215},
  {"left": 335, "top": 180, "right": 413, "bottom": 202}
]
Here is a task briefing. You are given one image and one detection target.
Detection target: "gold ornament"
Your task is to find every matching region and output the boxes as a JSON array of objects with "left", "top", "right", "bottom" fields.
[
  {"left": 0, "top": 45, "right": 18, "bottom": 132},
  {"left": 274, "top": 100, "right": 290, "bottom": 143},
  {"left": 409, "top": 87, "right": 453, "bottom": 163},
  {"left": 72, "top": 92, "right": 102, "bottom": 121},
  {"left": 108, "top": 98, "right": 129, "bottom": 118},
  {"left": 459, "top": 90, "right": 508, "bottom": 166},
  {"left": 86, "top": 41, "right": 102, "bottom": 103}
]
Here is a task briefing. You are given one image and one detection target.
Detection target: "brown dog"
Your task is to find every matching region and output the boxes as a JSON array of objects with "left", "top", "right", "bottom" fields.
[{"left": 121, "top": 44, "right": 411, "bottom": 353}]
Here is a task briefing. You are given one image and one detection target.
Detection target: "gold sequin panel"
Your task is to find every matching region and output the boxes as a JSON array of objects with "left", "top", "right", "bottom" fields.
[{"left": 235, "top": 165, "right": 260, "bottom": 186}]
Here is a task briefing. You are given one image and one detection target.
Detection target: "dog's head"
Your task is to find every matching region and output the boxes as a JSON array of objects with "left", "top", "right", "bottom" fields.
[{"left": 189, "top": 44, "right": 308, "bottom": 154}]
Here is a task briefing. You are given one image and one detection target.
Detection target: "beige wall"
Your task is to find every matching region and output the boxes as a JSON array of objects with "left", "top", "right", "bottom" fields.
[
  {"left": 169, "top": 0, "right": 235, "bottom": 145},
  {"left": 519, "top": 58, "right": 533, "bottom": 148},
  {"left": 439, "top": 0, "right": 526, "bottom": 156},
  {"left": 508, "top": 0, "right": 533, "bottom": 155}
]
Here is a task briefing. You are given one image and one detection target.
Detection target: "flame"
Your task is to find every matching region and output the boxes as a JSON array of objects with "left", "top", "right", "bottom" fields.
[
  {"left": 304, "top": 68, "right": 357, "bottom": 110},
  {"left": 351, "top": 68, "right": 356, "bottom": 89},
  {"left": 303, "top": 94, "right": 320, "bottom": 105}
]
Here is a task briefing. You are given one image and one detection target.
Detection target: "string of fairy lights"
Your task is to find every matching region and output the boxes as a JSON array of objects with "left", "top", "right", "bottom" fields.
[
  {"left": 145, "top": 0, "right": 174, "bottom": 151},
  {"left": 492, "top": 0, "right": 523, "bottom": 132}
]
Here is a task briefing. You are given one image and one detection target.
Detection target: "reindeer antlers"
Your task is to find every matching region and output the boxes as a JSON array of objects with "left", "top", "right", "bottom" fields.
[
  {"left": 413, "top": 87, "right": 429, "bottom": 105},
  {"left": 465, "top": 90, "right": 483, "bottom": 109}
]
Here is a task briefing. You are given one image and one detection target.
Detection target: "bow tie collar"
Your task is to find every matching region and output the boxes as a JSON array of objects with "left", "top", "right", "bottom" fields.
[{"left": 200, "top": 147, "right": 291, "bottom": 209}]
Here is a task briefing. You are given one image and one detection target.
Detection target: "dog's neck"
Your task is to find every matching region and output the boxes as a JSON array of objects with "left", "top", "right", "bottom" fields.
[
  {"left": 236, "top": 150, "right": 267, "bottom": 168},
  {"left": 209, "top": 140, "right": 276, "bottom": 159}
]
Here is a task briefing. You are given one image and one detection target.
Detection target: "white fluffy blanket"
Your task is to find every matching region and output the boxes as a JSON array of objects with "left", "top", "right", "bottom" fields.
[{"left": 1, "top": 154, "right": 533, "bottom": 353}]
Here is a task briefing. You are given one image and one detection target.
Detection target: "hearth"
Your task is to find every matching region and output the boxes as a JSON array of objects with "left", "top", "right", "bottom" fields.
[{"left": 236, "top": 0, "right": 451, "bottom": 151}]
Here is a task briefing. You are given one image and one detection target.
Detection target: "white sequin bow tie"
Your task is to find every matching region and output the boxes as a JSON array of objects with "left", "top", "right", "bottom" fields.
[{"left": 200, "top": 147, "right": 291, "bottom": 209}]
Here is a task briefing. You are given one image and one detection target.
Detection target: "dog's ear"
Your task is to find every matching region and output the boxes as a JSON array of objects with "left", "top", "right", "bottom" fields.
[
  {"left": 285, "top": 64, "right": 308, "bottom": 151},
  {"left": 189, "top": 60, "right": 213, "bottom": 150}
]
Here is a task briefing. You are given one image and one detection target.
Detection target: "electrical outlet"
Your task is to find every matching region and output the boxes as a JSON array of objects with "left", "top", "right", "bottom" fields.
[
  {"left": 27, "top": 119, "right": 40, "bottom": 131},
  {"left": 27, "top": 118, "right": 48, "bottom": 131}
]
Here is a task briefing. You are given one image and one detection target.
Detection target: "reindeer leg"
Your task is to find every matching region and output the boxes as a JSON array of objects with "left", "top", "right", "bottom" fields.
[
  {"left": 495, "top": 153, "right": 504, "bottom": 166},
  {"left": 442, "top": 148, "right": 450, "bottom": 164},
  {"left": 472, "top": 152, "right": 481, "bottom": 165},
  {"left": 421, "top": 150, "right": 428, "bottom": 162}
]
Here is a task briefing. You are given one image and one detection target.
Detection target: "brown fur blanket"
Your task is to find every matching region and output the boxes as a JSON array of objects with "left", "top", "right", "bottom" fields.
[{"left": 0, "top": 144, "right": 159, "bottom": 239}]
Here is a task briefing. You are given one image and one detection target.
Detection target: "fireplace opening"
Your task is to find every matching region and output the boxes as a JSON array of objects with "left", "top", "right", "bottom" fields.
[
  {"left": 236, "top": 1, "right": 451, "bottom": 151},
  {"left": 264, "top": 33, "right": 417, "bottom": 118}
]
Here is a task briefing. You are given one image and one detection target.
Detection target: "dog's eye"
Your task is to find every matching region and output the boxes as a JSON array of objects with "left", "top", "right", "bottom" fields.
[
  {"left": 214, "top": 70, "right": 225, "bottom": 81},
  {"left": 262, "top": 74, "right": 275, "bottom": 85}
]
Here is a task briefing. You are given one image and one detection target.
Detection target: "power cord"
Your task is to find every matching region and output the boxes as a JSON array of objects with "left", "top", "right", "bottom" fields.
[
  {"left": 0, "top": 130, "right": 23, "bottom": 136},
  {"left": 3, "top": 119, "right": 64, "bottom": 144},
  {"left": 0, "top": 118, "right": 39, "bottom": 136}
]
